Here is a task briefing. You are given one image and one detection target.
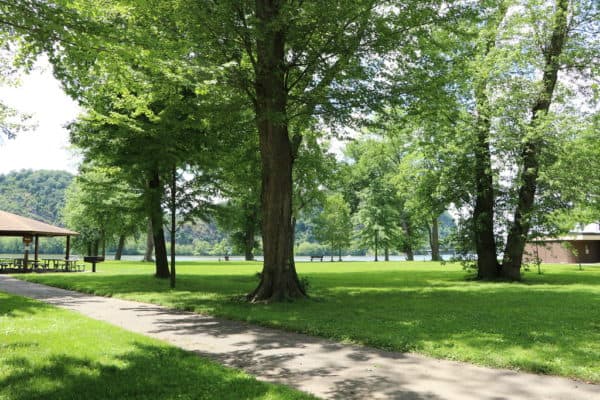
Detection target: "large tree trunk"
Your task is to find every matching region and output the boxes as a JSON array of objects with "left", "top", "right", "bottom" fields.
[
  {"left": 473, "top": 109, "right": 499, "bottom": 279},
  {"left": 148, "top": 170, "right": 170, "bottom": 279},
  {"left": 114, "top": 235, "right": 125, "bottom": 260},
  {"left": 430, "top": 216, "right": 441, "bottom": 261},
  {"left": 143, "top": 219, "right": 154, "bottom": 262},
  {"left": 471, "top": 4, "right": 508, "bottom": 280},
  {"left": 405, "top": 246, "right": 414, "bottom": 261},
  {"left": 248, "top": 0, "right": 305, "bottom": 301},
  {"left": 501, "top": 0, "right": 568, "bottom": 280}
]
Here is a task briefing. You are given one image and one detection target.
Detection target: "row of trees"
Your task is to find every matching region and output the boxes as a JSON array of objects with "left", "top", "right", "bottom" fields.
[{"left": 1, "top": 1, "right": 598, "bottom": 300}]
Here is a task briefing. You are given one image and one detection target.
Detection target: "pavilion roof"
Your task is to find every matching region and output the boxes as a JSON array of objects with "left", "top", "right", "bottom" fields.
[{"left": 0, "top": 210, "right": 78, "bottom": 237}]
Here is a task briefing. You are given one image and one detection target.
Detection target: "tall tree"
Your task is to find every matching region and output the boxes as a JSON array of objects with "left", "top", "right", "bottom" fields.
[
  {"left": 179, "top": 0, "right": 463, "bottom": 300},
  {"left": 313, "top": 194, "right": 352, "bottom": 261},
  {"left": 471, "top": 0, "right": 594, "bottom": 279},
  {"left": 500, "top": 0, "right": 570, "bottom": 279},
  {"left": 344, "top": 137, "right": 425, "bottom": 260},
  {"left": 63, "top": 165, "right": 144, "bottom": 257},
  {"left": 388, "top": 0, "right": 598, "bottom": 279}
]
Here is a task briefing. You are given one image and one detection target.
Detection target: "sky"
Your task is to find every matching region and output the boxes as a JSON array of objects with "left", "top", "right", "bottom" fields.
[{"left": 0, "top": 59, "right": 81, "bottom": 175}]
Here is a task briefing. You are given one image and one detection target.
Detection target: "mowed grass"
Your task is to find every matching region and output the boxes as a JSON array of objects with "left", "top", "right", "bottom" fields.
[
  {"left": 0, "top": 292, "right": 316, "bottom": 400},
  {"left": 16, "top": 261, "right": 600, "bottom": 383}
]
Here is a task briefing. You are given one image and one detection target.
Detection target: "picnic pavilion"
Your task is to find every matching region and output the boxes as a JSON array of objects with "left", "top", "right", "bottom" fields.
[{"left": 0, "top": 210, "right": 79, "bottom": 271}]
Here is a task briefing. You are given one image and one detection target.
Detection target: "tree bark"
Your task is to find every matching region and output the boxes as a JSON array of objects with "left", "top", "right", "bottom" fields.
[
  {"left": 143, "top": 219, "right": 154, "bottom": 262},
  {"left": 472, "top": 109, "right": 499, "bottom": 279},
  {"left": 405, "top": 246, "right": 414, "bottom": 261},
  {"left": 501, "top": 0, "right": 568, "bottom": 280},
  {"left": 170, "top": 165, "right": 177, "bottom": 289},
  {"left": 471, "top": 5, "right": 507, "bottom": 279},
  {"left": 430, "top": 216, "right": 441, "bottom": 261},
  {"left": 244, "top": 220, "right": 256, "bottom": 261},
  {"left": 101, "top": 229, "right": 106, "bottom": 258},
  {"left": 402, "top": 220, "right": 414, "bottom": 261},
  {"left": 248, "top": 0, "right": 305, "bottom": 301},
  {"left": 148, "top": 170, "right": 170, "bottom": 279},
  {"left": 374, "top": 230, "right": 379, "bottom": 261},
  {"left": 114, "top": 235, "right": 125, "bottom": 260}
]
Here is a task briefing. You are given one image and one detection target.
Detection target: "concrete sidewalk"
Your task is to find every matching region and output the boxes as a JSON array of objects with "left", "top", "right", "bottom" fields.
[{"left": 1, "top": 275, "right": 598, "bottom": 400}]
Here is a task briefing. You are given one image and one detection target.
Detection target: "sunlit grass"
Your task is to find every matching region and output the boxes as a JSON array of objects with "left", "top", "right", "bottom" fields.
[
  {"left": 0, "top": 292, "right": 316, "bottom": 400},
  {"left": 16, "top": 260, "right": 600, "bottom": 383}
]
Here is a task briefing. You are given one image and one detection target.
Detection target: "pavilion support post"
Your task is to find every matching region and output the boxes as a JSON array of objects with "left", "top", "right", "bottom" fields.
[
  {"left": 22, "top": 235, "right": 33, "bottom": 272},
  {"left": 66, "top": 236, "right": 71, "bottom": 260},
  {"left": 34, "top": 235, "right": 39, "bottom": 261}
]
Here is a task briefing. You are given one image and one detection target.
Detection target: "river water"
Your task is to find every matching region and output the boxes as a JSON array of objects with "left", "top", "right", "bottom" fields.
[{"left": 1, "top": 253, "right": 455, "bottom": 262}]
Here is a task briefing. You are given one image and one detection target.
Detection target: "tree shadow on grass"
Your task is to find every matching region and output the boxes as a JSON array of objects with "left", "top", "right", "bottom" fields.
[
  {"left": 0, "top": 342, "right": 313, "bottom": 400},
  {"left": 10, "top": 270, "right": 600, "bottom": 382},
  {"left": 0, "top": 291, "right": 54, "bottom": 317}
]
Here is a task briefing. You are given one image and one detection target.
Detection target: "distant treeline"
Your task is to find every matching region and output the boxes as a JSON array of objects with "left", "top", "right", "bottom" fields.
[{"left": 0, "top": 169, "right": 73, "bottom": 225}]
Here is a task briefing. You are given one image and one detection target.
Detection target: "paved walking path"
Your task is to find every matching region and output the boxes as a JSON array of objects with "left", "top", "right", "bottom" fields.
[{"left": 1, "top": 275, "right": 598, "bottom": 400}]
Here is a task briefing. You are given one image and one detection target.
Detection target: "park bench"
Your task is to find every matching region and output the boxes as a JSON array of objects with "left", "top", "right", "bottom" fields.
[{"left": 310, "top": 255, "right": 324, "bottom": 262}]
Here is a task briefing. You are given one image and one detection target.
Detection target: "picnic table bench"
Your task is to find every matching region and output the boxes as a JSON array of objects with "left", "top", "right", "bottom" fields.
[{"left": 310, "top": 255, "right": 324, "bottom": 262}]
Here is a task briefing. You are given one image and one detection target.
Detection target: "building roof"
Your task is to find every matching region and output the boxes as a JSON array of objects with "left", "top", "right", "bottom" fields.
[
  {"left": 557, "top": 233, "right": 600, "bottom": 241},
  {"left": 0, "top": 210, "right": 78, "bottom": 237}
]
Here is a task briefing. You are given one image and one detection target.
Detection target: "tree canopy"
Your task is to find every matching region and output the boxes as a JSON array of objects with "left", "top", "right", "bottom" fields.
[{"left": 1, "top": 0, "right": 598, "bottom": 298}]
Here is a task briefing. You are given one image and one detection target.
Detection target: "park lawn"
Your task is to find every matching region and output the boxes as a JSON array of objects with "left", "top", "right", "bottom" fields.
[
  {"left": 0, "top": 292, "right": 316, "bottom": 400},
  {"left": 16, "top": 261, "right": 600, "bottom": 383}
]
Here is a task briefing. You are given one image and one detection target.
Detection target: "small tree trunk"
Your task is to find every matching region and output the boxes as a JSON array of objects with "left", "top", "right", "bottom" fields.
[
  {"left": 402, "top": 220, "right": 415, "bottom": 261},
  {"left": 170, "top": 166, "right": 177, "bottom": 289},
  {"left": 244, "top": 222, "right": 255, "bottom": 261},
  {"left": 374, "top": 230, "right": 379, "bottom": 262},
  {"left": 143, "top": 219, "right": 154, "bottom": 262},
  {"left": 101, "top": 230, "right": 106, "bottom": 259},
  {"left": 114, "top": 235, "right": 125, "bottom": 260},
  {"left": 384, "top": 246, "right": 389, "bottom": 262},
  {"left": 92, "top": 240, "right": 99, "bottom": 257},
  {"left": 430, "top": 216, "right": 441, "bottom": 261},
  {"left": 502, "top": 0, "right": 568, "bottom": 280},
  {"left": 148, "top": 170, "right": 170, "bottom": 279},
  {"left": 338, "top": 248, "right": 342, "bottom": 262},
  {"left": 248, "top": 0, "right": 306, "bottom": 302}
]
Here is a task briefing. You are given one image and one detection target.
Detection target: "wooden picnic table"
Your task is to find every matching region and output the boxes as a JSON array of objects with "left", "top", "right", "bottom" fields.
[{"left": 0, "top": 258, "right": 13, "bottom": 272}]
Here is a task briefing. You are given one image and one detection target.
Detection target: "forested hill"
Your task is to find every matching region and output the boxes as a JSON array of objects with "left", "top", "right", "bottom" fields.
[{"left": 0, "top": 170, "right": 73, "bottom": 225}]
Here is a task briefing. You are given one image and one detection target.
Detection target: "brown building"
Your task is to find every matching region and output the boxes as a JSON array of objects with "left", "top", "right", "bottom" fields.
[{"left": 524, "top": 233, "right": 600, "bottom": 264}]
